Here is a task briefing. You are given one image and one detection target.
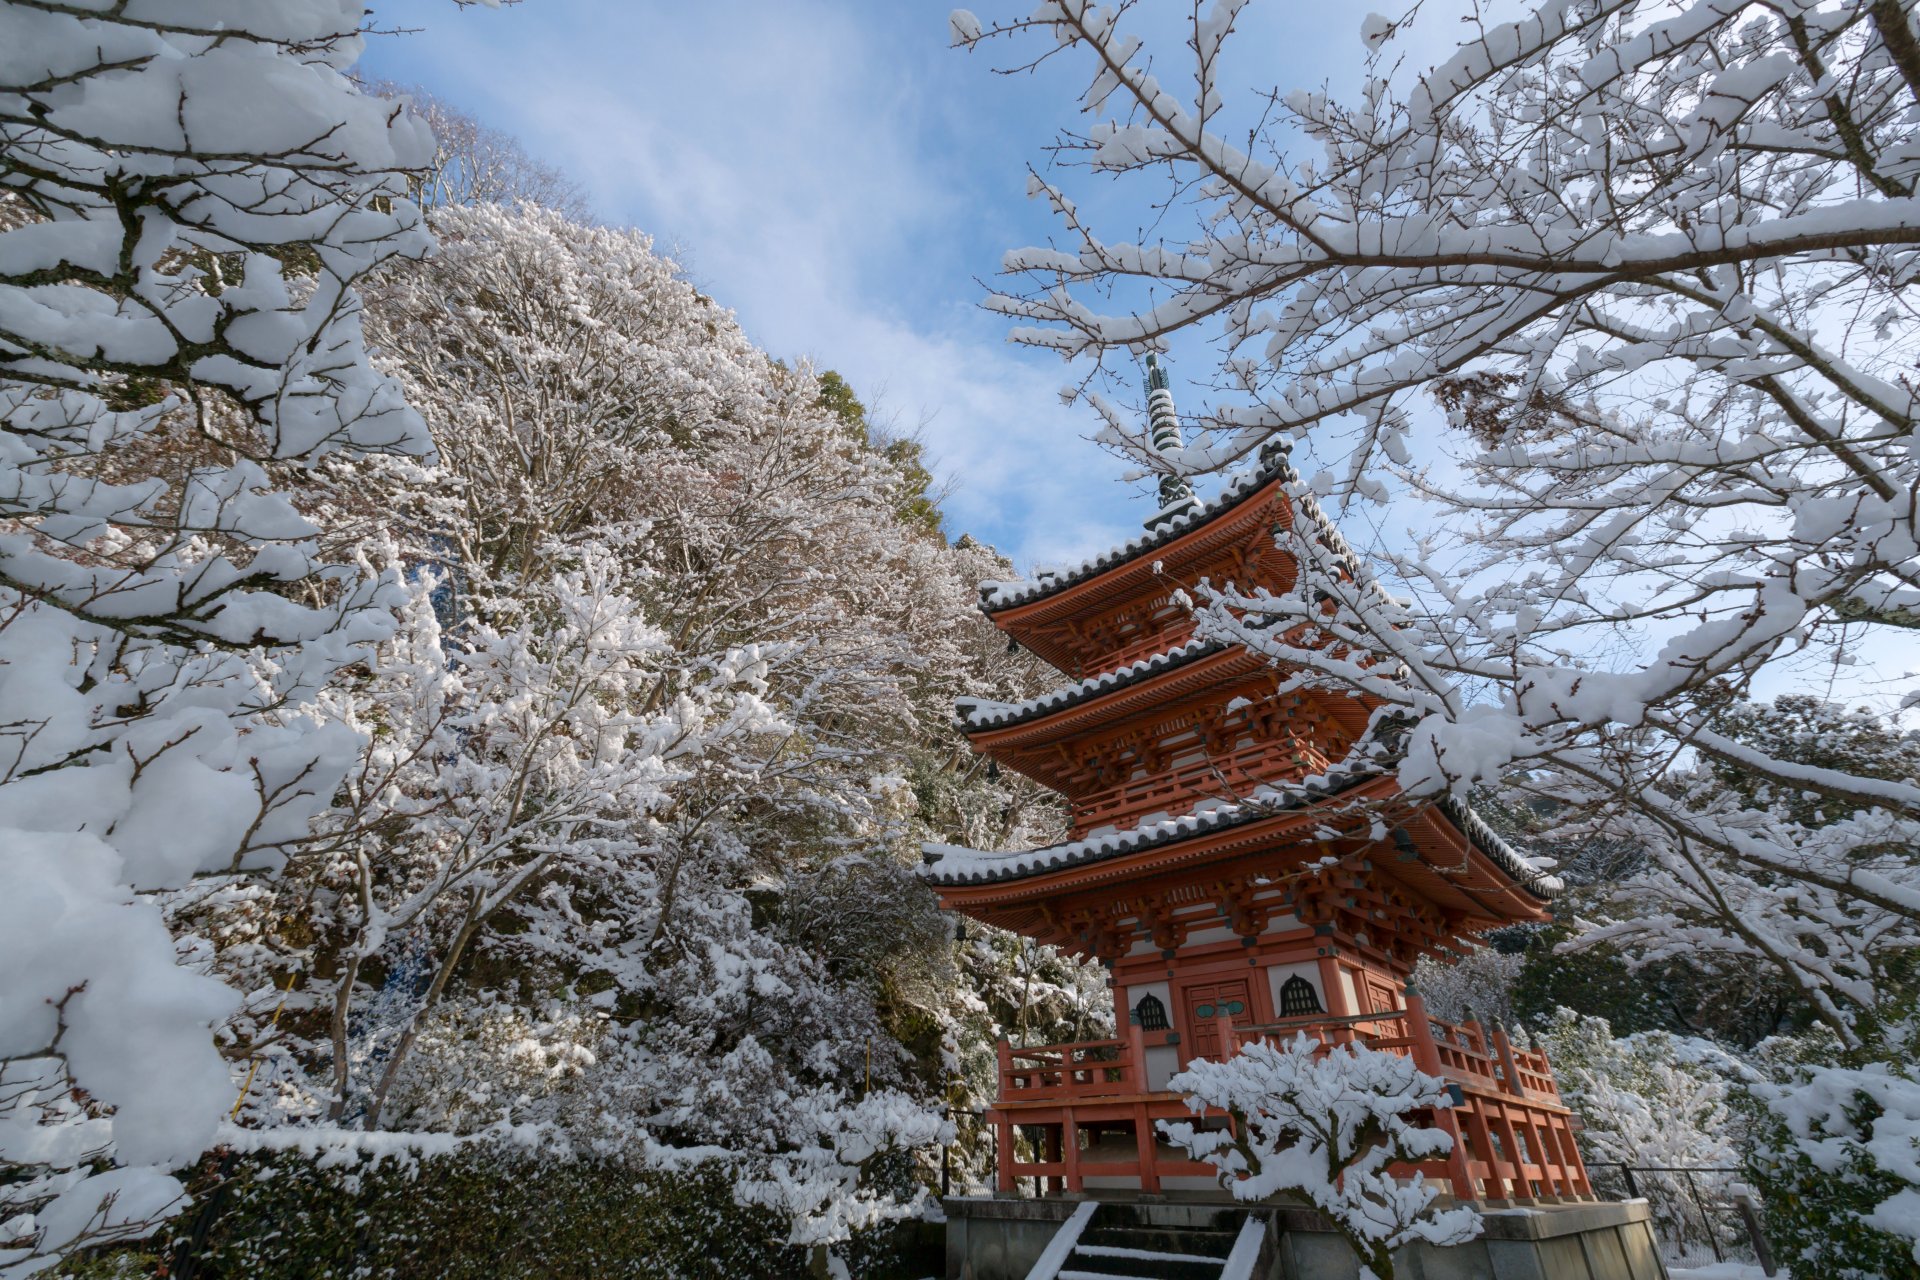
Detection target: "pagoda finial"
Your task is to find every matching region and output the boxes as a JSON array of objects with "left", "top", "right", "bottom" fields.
[{"left": 1142, "top": 354, "right": 1198, "bottom": 529}]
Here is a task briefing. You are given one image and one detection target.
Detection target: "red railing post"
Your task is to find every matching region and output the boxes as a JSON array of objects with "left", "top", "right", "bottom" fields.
[
  {"left": 1491, "top": 1024, "right": 1523, "bottom": 1096},
  {"left": 1405, "top": 987, "right": 1476, "bottom": 1201},
  {"left": 1216, "top": 1011, "right": 1237, "bottom": 1062},
  {"left": 1126, "top": 1016, "right": 1149, "bottom": 1091}
]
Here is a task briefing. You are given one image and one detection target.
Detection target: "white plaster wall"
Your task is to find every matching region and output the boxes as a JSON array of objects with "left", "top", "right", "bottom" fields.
[
  {"left": 1144, "top": 1045, "right": 1180, "bottom": 1091},
  {"left": 1262, "top": 959, "right": 1324, "bottom": 1016},
  {"left": 1181, "top": 925, "right": 1238, "bottom": 947},
  {"left": 1123, "top": 980, "right": 1171, "bottom": 1028}
]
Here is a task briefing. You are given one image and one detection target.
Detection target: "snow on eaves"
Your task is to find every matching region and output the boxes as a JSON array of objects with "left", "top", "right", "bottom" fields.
[
  {"left": 976, "top": 445, "right": 1398, "bottom": 616},
  {"left": 921, "top": 758, "right": 1388, "bottom": 886},
  {"left": 921, "top": 739, "right": 1563, "bottom": 898},
  {"left": 977, "top": 453, "right": 1291, "bottom": 611},
  {"left": 954, "top": 636, "right": 1223, "bottom": 731}
]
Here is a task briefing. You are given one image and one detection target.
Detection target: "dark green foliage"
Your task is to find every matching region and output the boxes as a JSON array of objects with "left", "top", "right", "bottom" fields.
[
  {"left": 1737, "top": 1074, "right": 1920, "bottom": 1280},
  {"left": 815, "top": 370, "right": 943, "bottom": 535},
  {"left": 61, "top": 1148, "right": 938, "bottom": 1280},
  {"left": 1509, "top": 921, "right": 1814, "bottom": 1046}
]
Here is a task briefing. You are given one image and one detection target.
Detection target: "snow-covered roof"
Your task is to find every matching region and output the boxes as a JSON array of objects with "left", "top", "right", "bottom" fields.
[
  {"left": 954, "top": 636, "right": 1226, "bottom": 731},
  {"left": 921, "top": 714, "right": 1564, "bottom": 899},
  {"left": 922, "top": 761, "right": 1387, "bottom": 886},
  {"left": 978, "top": 452, "right": 1293, "bottom": 611}
]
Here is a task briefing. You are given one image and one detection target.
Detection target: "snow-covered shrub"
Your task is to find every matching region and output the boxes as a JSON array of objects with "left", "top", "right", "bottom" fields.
[
  {"left": 1538, "top": 1009, "right": 1736, "bottom": 1172},
  {"left": 1536, "top": 1009, "right": 1739, "bottom": 1258},
  {"left": 1410, "top": 946, "right": 1523, "bottom": 1029},
  {"left": 1739, "top": 1033, "right": 1920, "bottom": 1280},
  {"left": 1162, "top": 1033, "right": 1479, "bottom": 1280}
]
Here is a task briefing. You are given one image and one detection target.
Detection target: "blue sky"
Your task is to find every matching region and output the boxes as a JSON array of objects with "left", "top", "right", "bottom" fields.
[{"left": 357, "top": 1, "right": 1370, "bottom": 576}]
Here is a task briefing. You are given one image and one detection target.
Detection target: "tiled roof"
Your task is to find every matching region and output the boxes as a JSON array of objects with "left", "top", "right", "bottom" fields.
[
  {"left": 921, "top": 759, "right": 1389, "bottom": 886},
  {"left": 921, "top": 714, "right": 1564, "bottom": 899},
  {"left": 977, "top": 453, "right": 1294, "bottom": 611},
  {"left": 975, "top": 447, "right": 1397, "bottom": 620},
  {"left": 954, "top": 637, "right": 1226, "bottom": 731}
]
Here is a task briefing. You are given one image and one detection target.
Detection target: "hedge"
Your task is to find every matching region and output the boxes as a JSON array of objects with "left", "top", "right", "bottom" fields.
[{"left": 58, "top": 1146, "right": 940, "bottom": 1280}]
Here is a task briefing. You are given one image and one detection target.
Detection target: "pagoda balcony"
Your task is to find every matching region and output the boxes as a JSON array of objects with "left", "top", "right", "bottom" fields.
[
  {"left": 996, "top": 1009, "right": 1560, "bottom": 1109},
  {"left": 1063, "top": 737, "right": 1333, "bottom": 836},
  {"left": 988, "top": 996, "right": 1589, "bottom": 1201}
]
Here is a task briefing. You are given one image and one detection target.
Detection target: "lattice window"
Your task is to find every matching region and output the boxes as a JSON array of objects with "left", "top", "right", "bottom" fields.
[
  {"left": 1279, "top": 975, "right": 1322, "bottom": 1017},
  {"left": 1132, "top": 994, "right": 1169, "bottom": 1030}
]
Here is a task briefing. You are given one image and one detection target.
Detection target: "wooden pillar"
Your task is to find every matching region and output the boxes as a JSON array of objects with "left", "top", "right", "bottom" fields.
[
  {"left": 1318, "top": 956, "right": 1351, "bottom": 1014},
  {"left": 1216, "top": 1010, "right": 1238, "bottom": 1062},
  {"left": 1134, "top": 1102, "right": 1161, "bottom": 1193},
  {"left": 1063, "top": 1113, "right": 1082, "bottom": 1193},
  {"left": 1405, "top": 988, "right": 1476, "bottom": 1200},
  {"left": 1317, "top": 956, "right": 1355, "bottom": 1048},
  {"left": 1126, "top": 1015, "right": 1148, "bottom": 1091},
  {"left": 1044, "top": 1124, "right": 1063, "bottom": 1196}
]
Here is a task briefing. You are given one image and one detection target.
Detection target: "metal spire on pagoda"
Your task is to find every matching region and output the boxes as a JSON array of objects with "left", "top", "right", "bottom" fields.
[{"left": 1143, "top": 353, "right": 1198, "bottom": 528}]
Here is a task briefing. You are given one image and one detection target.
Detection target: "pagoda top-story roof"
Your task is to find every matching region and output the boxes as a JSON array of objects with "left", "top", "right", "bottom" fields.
[
  {"left": 977, "top": 447, "right": 1392, "bottom": 625},
  {"left": 977, "top": 452, "right": 1295, "bottom": 613}
]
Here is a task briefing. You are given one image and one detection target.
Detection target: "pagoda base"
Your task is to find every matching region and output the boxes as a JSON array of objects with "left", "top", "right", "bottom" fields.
[{"left": 940, "top": 1194, "right": 1667, "bottom": 1280}]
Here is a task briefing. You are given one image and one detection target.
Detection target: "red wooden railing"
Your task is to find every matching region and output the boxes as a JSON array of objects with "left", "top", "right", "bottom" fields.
[
  {"left": 990, "top": 993, "right": 1591, "bottom": 1200},
  {"left": 999, "top": 1038, "right": 1140, "bottom": 1100},
  {"left": 1066, "top": 736, "right": 1333, "bottom": 837}
]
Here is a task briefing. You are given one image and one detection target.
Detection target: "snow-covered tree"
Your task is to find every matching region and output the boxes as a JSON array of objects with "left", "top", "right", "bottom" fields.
[
  {"left": 1163, "top": 1033, "right": 1480, "bottom": 1280},
  {"left": 1742, "top": 1038, "right": 1920, "bottom": 1280},
  {"left": 1569, "top": 695, "right": 1920, "bottom": 1043},
  {"left": 1, "top": 1, "right": 432, "bottom": 1267},
  {"left": 954, "top": 0, "right": 1920, "bottom": 1041},
  {"left": 165, "top": 197, "right": 1049, "bottom": 1258}
]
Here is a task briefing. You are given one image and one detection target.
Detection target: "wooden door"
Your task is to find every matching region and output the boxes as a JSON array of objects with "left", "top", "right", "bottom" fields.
[
  {"left": 1184, "top": 979, "right": 1253, "bottom": 1059},
  {"left": 1362, "top": 974, "right": 1405, "bottom": 1037}
]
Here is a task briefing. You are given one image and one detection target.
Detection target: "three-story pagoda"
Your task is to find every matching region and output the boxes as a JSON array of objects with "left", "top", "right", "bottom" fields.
[{"left": 924, "top": 358, "right": 1592, "bottom": 1203}]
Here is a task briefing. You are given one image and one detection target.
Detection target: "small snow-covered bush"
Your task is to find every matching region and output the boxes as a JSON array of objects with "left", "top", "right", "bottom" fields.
[
  {"left": 1537, "top": 1009, "right": 1738, "bottom": 1259},
  {"left": 1162, "top": 1033, "right": 1479, "bottom": 1280}
]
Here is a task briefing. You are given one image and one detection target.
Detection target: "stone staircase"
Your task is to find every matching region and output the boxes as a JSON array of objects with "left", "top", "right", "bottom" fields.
[{"left": 1034, "top": 1203, "right": 1262, "bottom": 1280}]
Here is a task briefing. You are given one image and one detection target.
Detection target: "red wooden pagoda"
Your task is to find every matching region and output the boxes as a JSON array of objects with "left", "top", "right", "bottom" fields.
[{"left": 924, "top": 357, "right": 1591, "bottom": 1203}]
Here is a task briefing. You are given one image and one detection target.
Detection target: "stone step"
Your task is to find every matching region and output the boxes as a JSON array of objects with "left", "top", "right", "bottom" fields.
[
  {"left": 1065, "top": 1241, "right": 1228, "bottom": 1280},
  {"left": 1077, "top": 1225, "right": 1239, "bottom": 1259}
]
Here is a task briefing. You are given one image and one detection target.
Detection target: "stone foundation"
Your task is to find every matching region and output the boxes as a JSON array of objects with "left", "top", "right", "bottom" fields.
[{"left": 941, "top": 1194, "right": 1667, "bottom": 1280}]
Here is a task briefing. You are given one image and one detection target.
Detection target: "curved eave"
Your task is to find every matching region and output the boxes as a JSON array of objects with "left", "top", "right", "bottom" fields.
[
  {"left": 923, "top": 771, "right": 1398, "bottom": 895},
  {"left": 923, "top": 779, "right": 1561, "bottom": 914},
  {"left": 983, "top": 465, "right": 1292, "bottom": 629},
  {"left": 957, "top": 640, "right": 1254, "bottom": 741}
]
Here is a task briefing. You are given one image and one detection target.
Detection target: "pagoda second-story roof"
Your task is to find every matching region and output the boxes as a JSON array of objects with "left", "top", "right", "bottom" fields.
[
  {"left": 954, "top": 636, "right": 1230, "bottom": 732},
  {"left": 920, "top": 737, "right": 1563, "bottom": 905}
]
